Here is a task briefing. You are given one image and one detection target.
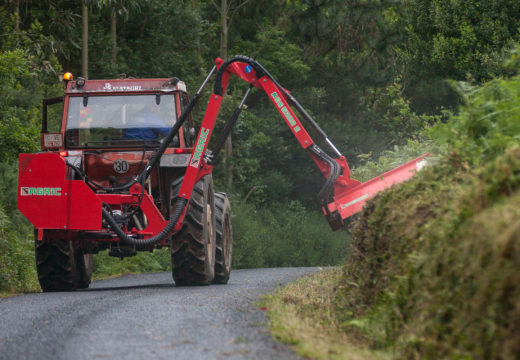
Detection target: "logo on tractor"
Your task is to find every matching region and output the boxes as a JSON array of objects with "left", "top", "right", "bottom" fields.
[
  {"left": 20, "top": 187, "right": 62, "bottom": 196},
  {"left": 190, "top": 127, "right": 210, "bottom": 168},
  {"left": 103, "top": 82, "right": 142, "bottom": 91},
  {"left": 270, "top": 92, "right": 301, "bottom": 134}
]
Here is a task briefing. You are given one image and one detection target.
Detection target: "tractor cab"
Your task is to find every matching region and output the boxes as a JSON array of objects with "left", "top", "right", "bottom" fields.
[{"left": 42, "top": 74, "right": 192, "bottom": 151}]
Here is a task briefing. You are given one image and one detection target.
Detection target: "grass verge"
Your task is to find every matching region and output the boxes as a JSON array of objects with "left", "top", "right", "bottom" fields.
[{"left": 260, "top": 268, "right": 390, "bottom": 360}]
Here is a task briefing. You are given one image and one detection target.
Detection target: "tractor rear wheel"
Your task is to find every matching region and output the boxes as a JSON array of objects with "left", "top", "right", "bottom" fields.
[
  {"left": 212, "top": 192, "right": 232, "bottom": 284},
  {"left": 171, "top": 175, "right": 216, "bottom": 286},
  {"left": 35, "top": 234, "right": 93, "bottom": 292}
]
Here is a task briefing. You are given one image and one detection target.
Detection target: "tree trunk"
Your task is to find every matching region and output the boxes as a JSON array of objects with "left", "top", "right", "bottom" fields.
[
  {"left": 219, "top": 0, "right": 233, "bottom": 188},
  {"left": 13, "top": 0, "right": 20, "bottom": 31},
  {"left": 110, "top": 10, "right": 117, "bottom": 70},
  {"left": 82, "top": 1, "right": 88, "bottom": 79},
  {"left": 220, "top": 0, "right": 228, "bottom": 59},
  {"left": 224, "top": 136, "right": 233, "bottom": 188},
  {"left": 190, "top": 0, "right": 205, "bottom": 80}
]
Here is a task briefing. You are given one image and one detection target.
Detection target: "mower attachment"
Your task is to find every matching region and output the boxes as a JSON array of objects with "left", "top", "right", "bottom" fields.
[{"left": 325, "top": 154, "right": 429, "bottom": 229}]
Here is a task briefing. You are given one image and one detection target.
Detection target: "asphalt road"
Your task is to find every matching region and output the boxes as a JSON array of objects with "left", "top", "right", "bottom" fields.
[{"left": 0, "top": 267, "right": 320, "bottom": 360}]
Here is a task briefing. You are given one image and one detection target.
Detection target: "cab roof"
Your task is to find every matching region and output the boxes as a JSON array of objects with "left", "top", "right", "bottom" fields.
[{"left": 65, "top": 78, "right": 187, "bottom": 94}]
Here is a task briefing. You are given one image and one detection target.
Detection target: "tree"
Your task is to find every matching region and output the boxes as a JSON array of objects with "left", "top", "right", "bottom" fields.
[
  {"left": 398, "top": 0, "right": 520, "bottom": 113},
  {"left": 96, "top": 0, "right": 141, "bottom": 70},
  {"left": 0, "top": 7, "right": 62, "bottom": 159},
  {"left": 211, "top": 0, "right": 252, "bottom": 188}
]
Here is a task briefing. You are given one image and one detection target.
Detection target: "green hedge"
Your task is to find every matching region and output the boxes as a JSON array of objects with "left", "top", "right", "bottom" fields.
[{"left": 335, "top": 67, "right": 520, "bottom": 358}]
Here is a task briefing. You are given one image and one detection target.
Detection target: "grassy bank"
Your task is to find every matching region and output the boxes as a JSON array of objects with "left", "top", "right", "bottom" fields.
[
  {"left": 260, "top": 268, "right": 390, "bottom": 360},
  {"left": 263, "top": 148, "right": 520, "bottom": 359},
  {"left": 262, "top": 71, "right": 520, "bottom": 359},
  {"left": 339, "top": 147, "right": 520, "bottom": 359}
]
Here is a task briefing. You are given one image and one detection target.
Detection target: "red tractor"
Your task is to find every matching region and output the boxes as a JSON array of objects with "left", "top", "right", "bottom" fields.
[{"left": 18, "top": 56, "right": 428, "bottom": 291}]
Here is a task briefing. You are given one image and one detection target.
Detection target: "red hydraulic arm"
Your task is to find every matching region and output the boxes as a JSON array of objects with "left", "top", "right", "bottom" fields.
[{"left": 178, "top": 56, "right": 429, "bottom": 230}]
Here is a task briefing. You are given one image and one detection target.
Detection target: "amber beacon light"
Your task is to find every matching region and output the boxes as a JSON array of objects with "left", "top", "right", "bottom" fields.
[{"left": 63, "top": 72, "right": 73, "bottom": 81}]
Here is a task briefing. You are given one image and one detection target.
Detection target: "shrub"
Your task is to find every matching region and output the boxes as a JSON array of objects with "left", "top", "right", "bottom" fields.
[{"left": 232, "top": 198, "right": 348, "bottom": 269}]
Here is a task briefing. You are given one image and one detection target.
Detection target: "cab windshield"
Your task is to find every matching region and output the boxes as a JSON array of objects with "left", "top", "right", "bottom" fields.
[{"left": 65, "top": 94, "right": 177, "bottom": 148}]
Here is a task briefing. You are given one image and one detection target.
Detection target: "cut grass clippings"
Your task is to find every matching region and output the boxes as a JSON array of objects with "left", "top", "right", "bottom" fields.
[{"left": 260, "top": 268, "right": 391, "bottom": 360}]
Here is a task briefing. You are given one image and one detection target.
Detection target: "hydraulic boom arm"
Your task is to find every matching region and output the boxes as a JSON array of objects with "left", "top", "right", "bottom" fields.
[{"left": 177, "top": 56, "right": 429, "bottom": 230}]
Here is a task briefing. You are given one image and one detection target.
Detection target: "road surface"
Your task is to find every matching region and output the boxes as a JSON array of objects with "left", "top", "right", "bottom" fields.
[{"left": 0, "top": 267, "right": 320, "bottom": 360}]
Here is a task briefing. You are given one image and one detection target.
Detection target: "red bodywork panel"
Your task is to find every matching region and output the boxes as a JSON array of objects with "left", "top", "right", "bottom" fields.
[
  {"left": 18, "top": 153, "right": 102, "bottom": 230},
  {"left": 18, "top": 153, "right": 170, "bottom": 236}
]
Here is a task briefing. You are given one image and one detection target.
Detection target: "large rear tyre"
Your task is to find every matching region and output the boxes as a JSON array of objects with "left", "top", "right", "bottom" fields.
[
  {"left": 171, "top": 175, "right": 216, "bottom": 286},
  {"left": 35, "top": 234, "right": 93, "bottom": 292},
  {"left": 212, "top": 192, "right": 232, "bottom": 284}
]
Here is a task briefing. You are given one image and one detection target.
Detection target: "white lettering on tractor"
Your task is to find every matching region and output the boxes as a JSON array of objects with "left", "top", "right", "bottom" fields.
[{"left": 103, "top": 83, "right": 142, "bottom": 91}]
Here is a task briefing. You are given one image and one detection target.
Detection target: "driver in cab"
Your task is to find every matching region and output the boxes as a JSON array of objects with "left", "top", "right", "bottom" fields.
[{"left": 125, "top": 102, "right": 171, "bottom": 140}]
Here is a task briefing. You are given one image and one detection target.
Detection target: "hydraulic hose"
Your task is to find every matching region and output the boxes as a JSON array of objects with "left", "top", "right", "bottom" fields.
[
  {"left": 139, "top": 65, "right": 217, "bottom": 183},
  {"left": 309, "top": 145, "right": 341, "bottom": 205},
  {"left": 210, "top": 86, "right": 252, "bottom": 163},
  {"left": 102, "top": 198, "right": 187, "bottom": 248}
]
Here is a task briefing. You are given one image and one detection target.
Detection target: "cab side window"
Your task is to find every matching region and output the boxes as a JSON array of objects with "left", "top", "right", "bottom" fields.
[{"left": 181, "top": 93, "right": 194, "bottom": 146}]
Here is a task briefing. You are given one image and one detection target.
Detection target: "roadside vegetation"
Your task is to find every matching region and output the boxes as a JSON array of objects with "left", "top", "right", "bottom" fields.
[
  {"left": 263, "top": 50, "right": 520, "bottom": 359},
  {"left": 260, "top": 269, "right": 391, "bottom": 360}
]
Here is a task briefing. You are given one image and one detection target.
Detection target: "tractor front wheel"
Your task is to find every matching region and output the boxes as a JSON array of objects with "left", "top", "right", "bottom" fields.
[
  {"left": 171, "top": 175, "right": 216, "bottom": 286},
  {"left": 35, "top": 234, "right": 93, "bottom": 292}
]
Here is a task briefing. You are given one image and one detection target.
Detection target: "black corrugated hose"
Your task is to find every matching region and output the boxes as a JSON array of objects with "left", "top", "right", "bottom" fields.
[{"left": 102, "top": 198, "right": 187, "bottom": 248}]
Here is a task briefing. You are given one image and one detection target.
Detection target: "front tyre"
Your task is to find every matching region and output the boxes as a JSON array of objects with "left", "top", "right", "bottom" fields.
[
  {"left": 212, "top": 192, "right": 232, "bottom": 284},
  {"left": 171, "top": 175, "right": 216, "bottom": 286},
  {"left": 35, "top": 234, "right": 93, "bottom": 292}
]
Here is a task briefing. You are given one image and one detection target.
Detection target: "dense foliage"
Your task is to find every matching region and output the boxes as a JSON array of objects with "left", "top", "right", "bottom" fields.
[
  {"left": 1, "top": 0, "right": 519, "bottom": 296},
  {"left": 337, "top": 64, "right": 520, "bottom": 358}
]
